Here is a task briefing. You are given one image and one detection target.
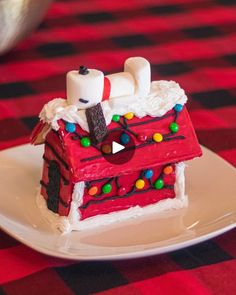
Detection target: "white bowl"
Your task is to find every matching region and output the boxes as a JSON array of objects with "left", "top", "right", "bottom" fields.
[{"left": 0, "top": 0, "right": 52, "bottom": 55}]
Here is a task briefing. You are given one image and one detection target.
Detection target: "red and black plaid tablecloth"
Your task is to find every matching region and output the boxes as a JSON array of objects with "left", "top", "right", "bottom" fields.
[{"left": 0, "top": 0, "right": 236, "bottom": 294}]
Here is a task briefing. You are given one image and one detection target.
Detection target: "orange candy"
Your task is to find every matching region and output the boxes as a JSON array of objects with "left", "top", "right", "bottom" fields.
[
  {"left": 163, "top": 166, "right": 173, "bottom": 175},
  {"left": 88, "top": 186, "right": 98, "bottom": 196},
  {"left": 101, "top": 144, "right": 112, "bottom": 154}
]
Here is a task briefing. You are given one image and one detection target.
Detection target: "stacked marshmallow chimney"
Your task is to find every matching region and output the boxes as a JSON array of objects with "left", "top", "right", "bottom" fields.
[{"left": 66, "top": 57, "right": 151, "bottom": 109}]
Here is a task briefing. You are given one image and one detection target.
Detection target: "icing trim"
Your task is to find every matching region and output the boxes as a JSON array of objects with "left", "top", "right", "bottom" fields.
[{"left": 39, "top": 80, "right": 188, "bottom": 132}]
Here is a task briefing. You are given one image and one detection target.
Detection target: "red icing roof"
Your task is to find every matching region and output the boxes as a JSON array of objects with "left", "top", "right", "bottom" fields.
[{"left": 44, "top": 107, "right": 202, "bottom": 182}]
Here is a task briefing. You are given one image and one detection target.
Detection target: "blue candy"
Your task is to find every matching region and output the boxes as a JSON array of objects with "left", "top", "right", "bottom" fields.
[
  {"left": 144, "top": 169, "right": 153, "bottom": 179},
  {"left": 66, "top": 122, "right": 76, "bottom": 133},
  {"left": 174, "top": 104, "right": 183, "bottom": 112},
  {"left": 120, "top": 133, "right": 130, "bottom": 145}
]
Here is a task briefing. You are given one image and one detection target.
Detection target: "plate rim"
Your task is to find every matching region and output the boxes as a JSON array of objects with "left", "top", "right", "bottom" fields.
[
  {"left": 0, "top": 144, "right": 236, "bottom": 261},
  {"left": 1, "top": 213, "right": 236, "bottom": 261}
]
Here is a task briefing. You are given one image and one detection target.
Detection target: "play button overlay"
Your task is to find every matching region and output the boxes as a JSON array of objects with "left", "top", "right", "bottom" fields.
[
  {"left": 112, "top": 141, "right": 125, "bottom": 154},
  {"left": 101, "top": 130, "right": 135, "bottom": 165}
]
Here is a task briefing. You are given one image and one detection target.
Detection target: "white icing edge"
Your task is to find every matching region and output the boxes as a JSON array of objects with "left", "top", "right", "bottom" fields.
[
  {"left": 39, "top": 80, "right": 187, "bottom": 132},
  {"left": 36, "top": 162, "right": 187, "bottom": 234}
]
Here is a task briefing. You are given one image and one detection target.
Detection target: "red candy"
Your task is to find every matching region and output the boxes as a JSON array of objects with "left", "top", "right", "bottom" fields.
[
  {"left": 118, "top": 187, "right": 126, "bottom": 196},
  {"left": 137, "top": 133, "right": 147, "bottom": 142}
]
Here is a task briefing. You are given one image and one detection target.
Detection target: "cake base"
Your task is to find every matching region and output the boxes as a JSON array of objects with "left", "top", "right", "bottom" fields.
[{"left": 36, "top": 163, "right": 187, "bottom": 234}]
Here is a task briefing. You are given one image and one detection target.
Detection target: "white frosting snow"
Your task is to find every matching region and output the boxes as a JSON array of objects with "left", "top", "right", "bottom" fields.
[
  {"left": 39, "top": 80, "right": 187, "bottom": 132},
  {"left": 36, "top": 163, "right": 187, "bottom": 234}
]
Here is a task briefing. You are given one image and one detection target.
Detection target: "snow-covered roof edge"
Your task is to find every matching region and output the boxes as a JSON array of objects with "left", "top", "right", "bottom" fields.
[{"left": 39, "top": 80, "right": 187, "bottom": 133}]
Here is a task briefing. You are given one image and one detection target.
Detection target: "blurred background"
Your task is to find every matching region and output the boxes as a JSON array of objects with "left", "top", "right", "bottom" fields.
[{"left": 0, "top": 0, "right": 235, "bottom": 165}]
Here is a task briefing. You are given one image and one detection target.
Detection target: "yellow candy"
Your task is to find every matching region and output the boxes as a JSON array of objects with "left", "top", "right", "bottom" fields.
[
  {"left": 135, "top": 179, "right": 145, "bottom": 189},
  {"left": 124, "top": 112, "right": 134, "bottom": 120},
  {"left": 153, "top": 133, "right": 163, "bottom": 143}
]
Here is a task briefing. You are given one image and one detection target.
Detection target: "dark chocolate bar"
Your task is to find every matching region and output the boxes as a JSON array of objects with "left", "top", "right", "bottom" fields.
[{"left": 85, "top": 103, "right": 108, "bottom": 144}]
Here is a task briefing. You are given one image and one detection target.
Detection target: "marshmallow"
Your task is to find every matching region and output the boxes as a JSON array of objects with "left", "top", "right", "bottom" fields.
[
  {"left": 124, "top": 57, "right": 151, "bottom": 97},
  {"left": 106, "top": 72, "right": 135, "bottom": 98},
  {"left": 66, "top": 69, "right": 104, "bottom": 109}
]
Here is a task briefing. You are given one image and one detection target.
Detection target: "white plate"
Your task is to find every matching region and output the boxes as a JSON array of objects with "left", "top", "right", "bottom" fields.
[{"left": 0, "top": 144, "right": 236, "bottom": 261}]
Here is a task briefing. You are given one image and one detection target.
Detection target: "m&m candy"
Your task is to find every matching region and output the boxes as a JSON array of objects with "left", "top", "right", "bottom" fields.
[
  {"left": 137, "top": 133, "right": 147, "bottom": 142},
  {"left": 144, "top": 169, "right": 153, "bottom": 179},
  {"left": 154, "top": 179, "right": 164, "bottom": 190},
  {"left": 174, "top": 104, "right": 183, "bottom": 112},
  {"left": 135, "top": 179, "right": 145, "bottom": 189},
  {"left": 112, "top": 114, "right": 120, "bottom": 122},
  {"left": 120, "top": 133, "right": 130, "bottom": 145},
  {"left": 169, "top": 122, "right": 179, "bottom": 133},
  {"left": 80, "top": 137, "right": 91, "bottom": 147},
  {"left": 65, "top": 122, "right": 76, "bottom": 133},
  {"left": 153, "top": 133, "right": 163, "bottom": 143},
  {"left": 118, "top": 186, "right": 126, "bottom": 196},
  {"left": 101, "top": 144, "right": 112, "bottom": 154},
  {"left": 163, "top": 165, "right": 173, "bottom": 175},
  {"left": 124, "top": 112, "right": 134, "bottom": 120},
  {"left": 88, "top": 186, "right": 98, "bottom": 196},
  {"left": 102, "top": 183, "right": 112, "bottom": 194}
]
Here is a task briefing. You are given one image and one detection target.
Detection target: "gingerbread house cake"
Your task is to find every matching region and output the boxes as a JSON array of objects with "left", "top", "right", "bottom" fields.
[{"left": 31, "top": 57, "right": 202, "bottom": 233}]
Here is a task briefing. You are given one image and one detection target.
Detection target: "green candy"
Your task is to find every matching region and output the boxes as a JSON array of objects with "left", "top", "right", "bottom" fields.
[
  {"left": 102, "top": 183, "right": 112, "bottom": 194},
  {"left": 80, "top": 137, "right": 91, "bottom": 147},
  {"left": 154, "top": 179, "right": 164, "bottom": 190},
  {"left": 169, "top": 122, "right": 179, "bottom": 133},
  {"left": 112, "top": 114, "right": 120, "bottom": 122}
]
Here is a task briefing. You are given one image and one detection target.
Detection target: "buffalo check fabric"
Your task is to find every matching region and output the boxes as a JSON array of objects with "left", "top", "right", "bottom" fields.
[{"left": 0, "top": 0, "right": 236, "bottom": 294}]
